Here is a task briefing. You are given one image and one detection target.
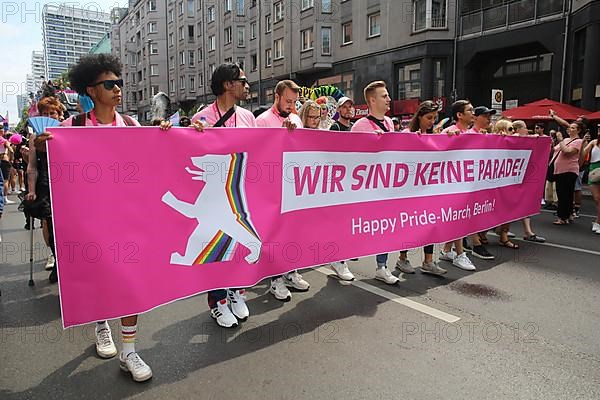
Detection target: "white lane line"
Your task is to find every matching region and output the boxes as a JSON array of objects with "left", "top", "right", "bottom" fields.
[
  {"left": 540, "top": 209, "right": 596, "bottom": 219},
  {"left": 314, "top": 267, "right": 461, "bottom": 324},
  {"left": 488, "top": 232, "right": 600, "bottom": 256}
]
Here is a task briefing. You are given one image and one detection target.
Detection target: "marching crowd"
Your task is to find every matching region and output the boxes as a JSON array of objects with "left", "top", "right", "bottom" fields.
[{"left": 1, "top": 53, "right": 598, "bottom": 383}]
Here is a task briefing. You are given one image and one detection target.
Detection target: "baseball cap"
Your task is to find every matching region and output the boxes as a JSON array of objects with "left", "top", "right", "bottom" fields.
[
  {"left": 473, "top": 106, "right": 497, "bottom": 116},
  {"left": 337, "top": 97, "right": 353, "bottom": 108}
]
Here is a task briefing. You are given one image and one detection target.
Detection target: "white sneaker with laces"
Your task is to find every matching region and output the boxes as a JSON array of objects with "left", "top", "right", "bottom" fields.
[
  {"left": 452, "top": 252, "right": 476, "bottom": 271},
  {"left": 45, "top": 254, "right": 55, "bottom": 271},
  {"left": 210, "top": 299, "right": 238, "bottom": 328},
  {"left": 270, "top": 277, "right": 292, "bottom": 301},
  {"left": 95, "top": 328, "right": 117, "bottom": 359},
  {"left": 330, "top": 261, "right": 354, "bottom": 281},
  {"left": 227, "top": 289, "right": 249, "bottom": 321},
  {"left": 375, "top": 267, "right": 399, "bottom": 285},
  {"left": 120, "top": 352, "right": 153, "bottom": 382},
  {"left": 592, "top": 222, "right": 600, "bottom": 234},
  {"left": 283, "top": 270, "right": 310, "bottom": 291},
  {"left": 439, "top": 249, "right": 457, "bottom": 261}
]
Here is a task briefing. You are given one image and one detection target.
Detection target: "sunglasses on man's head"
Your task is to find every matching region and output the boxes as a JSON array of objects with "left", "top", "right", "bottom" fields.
[
  {"left": 89, "top": 79, "right": 124, "bottom": 90},
  {"left": 507, "top": 127, "right": 514, "bottom": 131}
]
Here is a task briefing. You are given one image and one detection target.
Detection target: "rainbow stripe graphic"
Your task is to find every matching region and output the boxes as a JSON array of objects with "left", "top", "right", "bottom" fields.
[{"left": 192, "top": 153, "right": 259, "bottom": 264}]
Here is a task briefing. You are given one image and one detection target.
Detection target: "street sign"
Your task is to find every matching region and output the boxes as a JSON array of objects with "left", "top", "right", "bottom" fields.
[
  {"left": 505, "top": 99, "right": 519, "bottom": 109},
  {"left": 491, "top": 89, "right": 503, "bottom": 110}
]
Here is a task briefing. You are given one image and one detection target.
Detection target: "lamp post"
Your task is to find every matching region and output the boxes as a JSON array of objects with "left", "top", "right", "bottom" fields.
[{"left": 147, "top": 39, "right": 153, "bottom": 123}]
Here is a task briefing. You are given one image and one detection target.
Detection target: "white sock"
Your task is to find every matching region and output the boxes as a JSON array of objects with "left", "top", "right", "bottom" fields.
[{"left": 121, "top": 324, "right": 137, "bottom": 356}]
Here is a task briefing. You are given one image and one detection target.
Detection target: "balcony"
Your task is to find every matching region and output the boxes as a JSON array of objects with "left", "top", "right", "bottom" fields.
[{"left": 460, "top": 0, "right": 566, "bottom": 38}]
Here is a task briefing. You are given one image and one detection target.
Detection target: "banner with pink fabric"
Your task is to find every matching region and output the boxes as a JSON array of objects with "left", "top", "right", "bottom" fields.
[{"left": 47, "top": 127, "right": 550, "bottom": 327}]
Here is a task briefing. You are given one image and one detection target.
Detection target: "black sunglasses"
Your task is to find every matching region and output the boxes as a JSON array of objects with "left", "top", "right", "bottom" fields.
[
  {"left": 507, "top": 127, "right": 514, "bottom": 131},
  {"left": 89, "top": 79, "right": 124, "bottom": 90}
]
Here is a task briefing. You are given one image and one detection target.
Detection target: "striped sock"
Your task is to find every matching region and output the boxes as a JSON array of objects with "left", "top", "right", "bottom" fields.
[{"left": 121, "top": 324, "right": 137, "bottom": 356}]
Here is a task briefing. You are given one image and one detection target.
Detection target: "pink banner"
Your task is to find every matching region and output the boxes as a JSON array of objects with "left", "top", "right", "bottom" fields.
[{"left": 47, "top": 127, "right": 550, "bottom": 327}]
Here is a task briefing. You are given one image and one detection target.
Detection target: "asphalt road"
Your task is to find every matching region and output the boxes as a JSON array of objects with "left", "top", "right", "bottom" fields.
[{"left": 1, "top": 192, "right": 599, "bottom": 399}]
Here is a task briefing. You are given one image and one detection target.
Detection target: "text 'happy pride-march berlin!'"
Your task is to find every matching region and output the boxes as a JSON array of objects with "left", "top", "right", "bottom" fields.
[{"left": 46, "top": 126, "right": 550, "bottom": 327}]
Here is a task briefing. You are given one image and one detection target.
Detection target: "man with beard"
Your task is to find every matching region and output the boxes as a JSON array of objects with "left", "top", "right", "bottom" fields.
[{"left": 330, "top": 97, "right": 354, "bottom": 131}]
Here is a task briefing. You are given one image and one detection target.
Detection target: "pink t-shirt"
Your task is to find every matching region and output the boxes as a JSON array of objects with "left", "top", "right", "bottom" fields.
[
  {"left": 255, "top": 107, "right": 303, "bottom": 128},
  {"left": 441, "top": 124, "right": 477, "bottom": 134},
  {"left": 351, "top": 116, "right": 394, "bottom": 133},
  {"left": 60, "top": 111, "right": 141, "bottom": 127},
  {"left": 191, "top": 102, "right": 256, "bottom": 127},
  {"left": 553, "top": 138, "right": 583, "bottom": 175}
]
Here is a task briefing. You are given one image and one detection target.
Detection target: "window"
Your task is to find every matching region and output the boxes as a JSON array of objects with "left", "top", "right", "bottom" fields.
[
  {"left": 151, "top": 85, "right": 159, "bottom": 96},
  {"left": 237, "top": 57, "right": 245, "bottom": 71},
  {"left": 188, "top": 0, "right": 194, "bottom": 15},
  {"left": 209, "top": 64, "right": 215, "bottom": 75},
  {"left": 368, "top": 13, "right": 381, "bottom": 37},
  {"left": 224, "top": 0, "right": 232, "bottom": 12},
  {"left": 150, "top": 64, "right": 158, "bottom": 76},
  {"left": 168, "top": 33, "right": 174, "bottom": 46},
  {"left": 198, "top": 48, "right": 203, "bottom": 61},
  {"left": 237, "top": 0, "right": 245, "bottom": 15},
  {"left": 321, "top": 27, "right": 331, "bottom": 55},
  {"left": 265, "top": 14, "right": 272, "bottom": 33},
  {"left": 179, "top": 1, "right": 184, "bottom": 15},
  {"left": 274, "top": 1, "right": 284, "bottom": 22},
  {"left": 180, "top": 76, "right": 185, "bottom": 89},
  {"left": 149, "top": 42, "right": 158, "bottom": 54},
  {"left": 225, "top": 57, "right": 233, "bottom": 63},
  {"left": 170, "top": 79, "right": 175, "bottom": 93},
  {"left": 170, "top": 56, "right": 175, "bottom": 69},
  {"left": 189, "top": 50, "right": 195, "bottom": 66},
  {"left": 190, "top": 75, "right": 196, "bottom": 92},
  {"left": 169, "top": 9, "right": 174, "bottom": 22},
  {"left": 301, "top": 28, "right": 313, "bottom": 51},
  {"left": 413, "top": 0, "right": 447, "bottom": 32},
  {"left": 148, "top": 0, "right": 156, "bottom": 11},
  {"left": 251, "top": 21, "right": 257, "bottom": 39},
  {"left": 148, "top": 21, "right": 157, "bottom": 33},
  {"left": 274, "top": 38, "right": 284, "bottom": 59},
  {"left": 237, "top": 26, "right": 245, "bottom": 47},
  {"left": 251, "top": 53, "right": 258, "bottom": 71},
  {"left": 198, "top": 72, "right": 204, "bottom": 87},
  {"left": 322, "top": 0, "right": 331, "bottom": 13},
  {"left": 179, "top": 26, "right": 184, "bottom": 40},
  {"left": 188, "top": 25, "right": 194, "bottom": 41},
  {"left": 342, "top": 21, "right": 352, "bottom": 44},
  {"left": 208, "top": 6, "right": 215, "bottom": 22},
  {"left": 302, "top": 0, "right": 314, "bottom": 10},
  {"left": 208, "top": 35, "right": 215, "bottom": 51},
  {"left": 265, "top": 48, "right": 272, "bottom": 66},
  {"left": 179, "top": 51, "right": 186, "bottom": 65},
  {"left": 397, "top": 62, "right": 421, "bottom": 100},
  {"left": 433, "top": 59, "right": 445, "bottom": 98},
  {"left": 224, "top": 27, "right": 232, "bottom": 44}
]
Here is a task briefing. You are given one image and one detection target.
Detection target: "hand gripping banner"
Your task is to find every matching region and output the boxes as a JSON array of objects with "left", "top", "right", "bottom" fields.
[{"left": 46, "top": 127, "right": 550, "bottom": 327}]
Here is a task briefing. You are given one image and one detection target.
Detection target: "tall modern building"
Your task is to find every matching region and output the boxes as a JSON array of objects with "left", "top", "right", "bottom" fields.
[
  {"left": 455, "top": 0, "right": 600, "bottom": 111},
  {"left": 114, "top": 0, "right": 457, "bottom": 122},
  {"left": 42, "top": 4, "right": 112, "bottom": 80}
]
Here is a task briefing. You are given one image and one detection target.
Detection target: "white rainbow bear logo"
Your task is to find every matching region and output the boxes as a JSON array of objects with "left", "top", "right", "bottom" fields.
[{"left": 161, "top": 153, "right": 262, "bottom": 266}]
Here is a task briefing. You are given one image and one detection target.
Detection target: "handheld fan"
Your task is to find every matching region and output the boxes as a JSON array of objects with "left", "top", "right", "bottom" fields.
[{"left": 28, "top": 116, "right": 60, "bottom": 135}]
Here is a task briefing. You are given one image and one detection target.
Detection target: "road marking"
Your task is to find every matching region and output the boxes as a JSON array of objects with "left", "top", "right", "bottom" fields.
[
  {"left": 314, "top": 267, "right": 461, "bottom": 324},
  {"left": 540, "top": 209, "right": 596, "bottom": 219},
  {"left": 488, "top": 232, "right": 600, "bottom": 256}
]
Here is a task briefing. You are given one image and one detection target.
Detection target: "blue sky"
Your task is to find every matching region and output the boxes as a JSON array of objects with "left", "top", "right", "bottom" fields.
[{"left": 0, "top": 1, "right": 126, "bottom": 124}]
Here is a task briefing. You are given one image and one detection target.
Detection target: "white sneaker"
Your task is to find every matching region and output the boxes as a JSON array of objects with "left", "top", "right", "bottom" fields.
[
  {"left": 210, "top": 299, "right": 238, "bottom": 328},
  {"left": 95, "top": 328, "right": 117, "bottom": 359},
  {"left": 592, "top": 222, "right": 600, "bottom": 234},
  {"left": 270, "top": 277, "right": 292, "bottom": 301},
  {"left": 283, "top": 270, "right": 310, "bottom": 291},
  {"left": 439, "top": 249, "right": 457, "bottom": 261},
  {"left": 452, "top": 252, "right": 476, "bottom": 271},
  {"left": 120, "top": 352, "right": 153, "bottom": 382},
  {"left": 374, "top": 267, "right": 399, "bottom": 285},
  {"left": 330, "top": 261, "right": 354, "bottom": 281},
  {"left": 227, "top": 289, "right": 249, "bottom": 321},
  {"left": 4, "top": 198, "right": 15, "bottom": 204},
  {"left": 45, "top": 254, "right": 55, "bottom": 271}
]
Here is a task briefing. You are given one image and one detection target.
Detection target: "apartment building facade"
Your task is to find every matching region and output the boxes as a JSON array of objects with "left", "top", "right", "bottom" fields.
[
  {"left": 114, "top": 0, "right": 457, "bottom": 121},
  {"left": 455, "top": 0, "right": 600, "bottom": 111},
  {"left": 42, "top": 4, "right": 112, "bottom": 80}
]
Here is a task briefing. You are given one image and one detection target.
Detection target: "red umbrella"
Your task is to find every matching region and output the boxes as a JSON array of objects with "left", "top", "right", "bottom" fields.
[
  {"left": 585, "top": 110, "right": 600, "bottom": 120},
  {"left": 503, "top": 98, "right": 591, "bottom": 121}
]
